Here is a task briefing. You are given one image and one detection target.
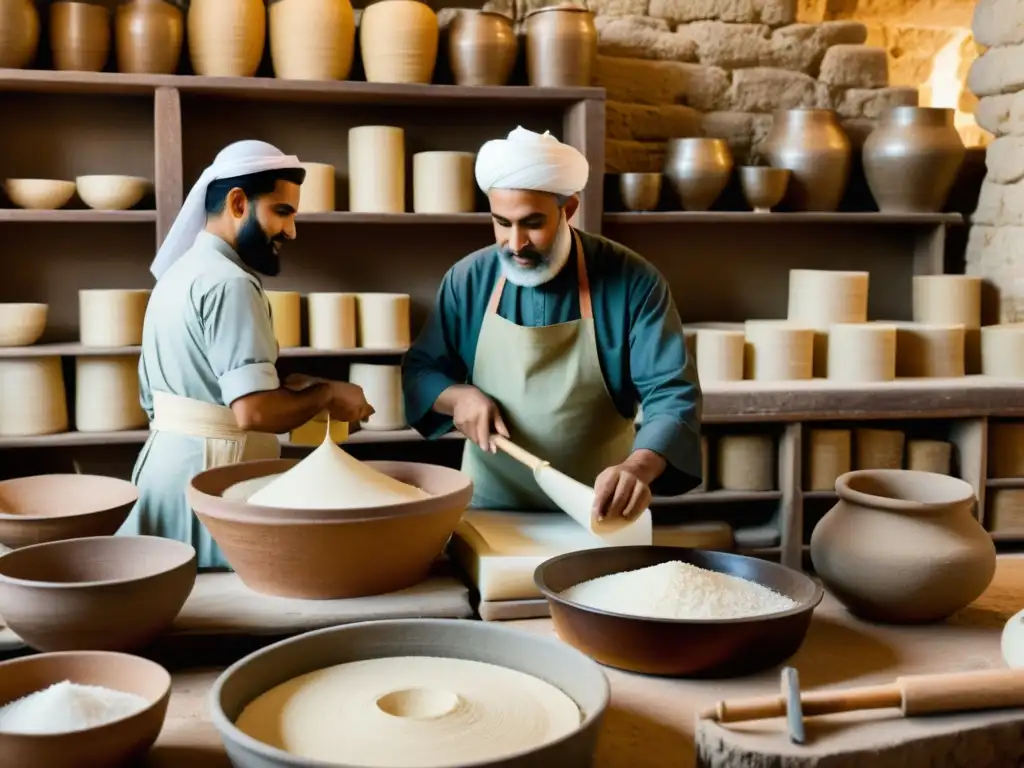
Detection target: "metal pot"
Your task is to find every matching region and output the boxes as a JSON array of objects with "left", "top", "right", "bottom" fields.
[
  {"left": 524, "top": 3, "right": 596, "bottom": 88},
  {"left": 0, "top": 0, "right": 39, "bottom": 69},
  {"left": 664, "top": 138, "right": 734, "bottom": 212},
  {"left": 763, "top": 109, "right": 851, "bottom": 212},
  {"left": 116, "top": 0, "right": 183, "bottom": 75},
  {"left": 448, "top": 9, "right": 516, "bottom": 86}
]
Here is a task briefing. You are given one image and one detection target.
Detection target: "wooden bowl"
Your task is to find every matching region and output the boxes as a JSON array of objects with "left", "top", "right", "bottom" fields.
[
  {"left": 534, "top": 546, "right": 823, "bottom": 678},
  {"left": 0, "top": 535, "right": 196, "bottom": 652},
  {"left": 0, "top": 651, "right": 171, "bottom": 768},
  {"left": 0, "top": 473, "right": 139, "bottom": 549},
  {"left": 75, "top": 175, "right": 150, "bottom": 210},
  {"left": 3, "top": 178, "right": 76, "bottom": 209},
  {"left": 0, "top": 303, "right": 47, "bottom": 347},
  {"left": 188, "top": 459, "right": 473, "bottom": 599},
  {"left": 209, "top": 619, "right": 609, "bottom": 767}
]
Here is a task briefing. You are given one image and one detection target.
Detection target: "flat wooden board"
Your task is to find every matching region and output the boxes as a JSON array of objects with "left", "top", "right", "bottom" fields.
[{"left": 477, "top": 598, "right": 551, "bottom": 622}]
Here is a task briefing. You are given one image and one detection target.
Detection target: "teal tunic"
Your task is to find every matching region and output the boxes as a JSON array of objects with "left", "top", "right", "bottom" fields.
[
  {"left": 120, "top": 232, "right": 281, "bottom": 569},
  {"left": 402, "top": 230, "right": 703, "bottom": 497}
]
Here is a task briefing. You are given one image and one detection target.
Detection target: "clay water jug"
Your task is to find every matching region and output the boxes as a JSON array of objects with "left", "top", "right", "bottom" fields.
[
  {"left": 0, "top": 0, "right": 39, "bottom": 68},
  {"left": 763, "top": 108, "right": 851, "bottom": 212},
  {"left": 524, "top": 3, "right": 596, "bottom": 87},
  {"left": 360, "top": 0, "right": 438, "bottom": 84},
  {"left": 188, "top": 0, "right": 265, "bottom": 78},
  {"left": 809, "top": 468, "right": 996, "bottom": 624},
  {"left": 664, "top": 138, "right": 733, "bottom": 212},
  {"left": 50, "top": 1, "right": 111, "bottom": 72},
  {"left": 269, "top": 0, "right": 355, "bottom": 81},
  {"left": 115, "top": 0, "right": 183, "bottom": 75},
  {"left": 448, "top": 9, "right": 517, "bottom": 87},
  {"left": 863, "top": 107, "right": 966, "bottom": 214}
]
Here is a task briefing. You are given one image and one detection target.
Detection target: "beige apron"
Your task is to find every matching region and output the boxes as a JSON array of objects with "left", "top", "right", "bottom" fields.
[{"left": 462, "top": 229, "right": 637, "bottom": 510}]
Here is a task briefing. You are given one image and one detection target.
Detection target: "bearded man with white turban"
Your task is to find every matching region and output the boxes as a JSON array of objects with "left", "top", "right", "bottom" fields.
[
  {"left": 402, "top": 127, "right": 702, "bottom": 520},
  {"left": 121, "top": 140, "right": 373, "bottom": 569}
]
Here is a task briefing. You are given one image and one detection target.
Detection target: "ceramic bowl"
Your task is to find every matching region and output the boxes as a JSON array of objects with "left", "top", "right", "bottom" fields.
[
  {"left": 0, "top": 535, "right": 196, "bottom": 652},
  {"left": 75, "top": 175, "right": 150, "bottom": 210},
  {"left": 535, "top": 546, "right": 823, "bottom": 678},
  {"left": 209, "top": 618, "right": 609, "bottom": 768},
  {"left": 0, "top": 473, "right": 139, "bottom": 549},
  {"left": 3, "top": 178, "right": 76, "bottom": 210},
  {"left": 188, "top": 459, "right": 473, "bottom": 599},
  {"left": 0, "top": 303, "right": 48, "bottom": 347},
  {"left": 0, "top": 651, "right": 171, "bottom": 768}
]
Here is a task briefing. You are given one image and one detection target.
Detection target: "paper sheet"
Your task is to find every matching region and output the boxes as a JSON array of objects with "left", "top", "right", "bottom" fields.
[{"left": 532, "top": 467, "right": 653, "bottom": 546}]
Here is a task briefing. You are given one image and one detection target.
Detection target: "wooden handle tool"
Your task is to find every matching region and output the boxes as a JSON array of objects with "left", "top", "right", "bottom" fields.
[{"left": 490, "top": 435, "right": 548, "bottom": 471}]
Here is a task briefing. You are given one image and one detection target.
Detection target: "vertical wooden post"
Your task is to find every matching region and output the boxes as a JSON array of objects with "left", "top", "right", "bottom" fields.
[
  {"left": 154, "top": 87, "right": 184, "bottom": 249},
  {"left": 778, "top": 422, "right": 804, "bottom": 571},
  {"left": 950, "top": 417, "right": 989, "bottom": 524},
  {"left": 562, "top": 97, "right": 605, "bottom": 235},
  {"left": 913, "top": 222, "right": 946, "bottom": 276}
]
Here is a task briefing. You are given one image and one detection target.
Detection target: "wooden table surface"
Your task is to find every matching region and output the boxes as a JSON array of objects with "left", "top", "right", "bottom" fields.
[{"left": 143, "top": 557, "right": 1024, "bottom": 768}]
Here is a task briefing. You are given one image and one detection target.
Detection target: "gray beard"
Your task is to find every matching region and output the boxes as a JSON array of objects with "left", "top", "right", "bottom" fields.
[{"left": 498, "top": 215, "right": 572, "bottom": 288}]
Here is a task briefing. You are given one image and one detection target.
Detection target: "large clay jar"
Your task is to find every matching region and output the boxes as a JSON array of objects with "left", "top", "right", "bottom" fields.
[
  {"left": 448, "top": 9, "right": 516, "bottom": 87},
  {"left": 269, "top": 0, "right": 355, "bottom": 81},
  {"left": 360, "top": 0, "right": 438, "bottom": 84},
  {"left": 764, "top": 108, "right": 851, "bottom": 212},
  {"left": 188, "top": 0, "right": 265, "bottom": 78},
  {"left": 664, "top": 138, "right": 733, "bottom": 212},
  {"left": 115, "top": 0, "right": 183, "bottom": 75},
  {"left": 524, "top": 3, "right": 596, "bottom": 88},
  {"left": 0, "top": 0, "right": 39, "bottom": 68},
  {"left": 51, "top": 2, "right": 111, "bottom": 72},
  {"left": 863, "top": 106, "right": 966, "bottom": 214},
  {"left": 810, "top": 469, "right": 996, "bottom": 624}
]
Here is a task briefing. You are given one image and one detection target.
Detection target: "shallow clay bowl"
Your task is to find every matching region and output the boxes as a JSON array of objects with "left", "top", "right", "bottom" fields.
[
  {"left": 75, "top": 175, "right": 151, "bottom": 210},
  {"left": 0, "top": 303, "right": 48, "bottom": 346},
  {"left": 0, "top": 651, "right": 171, "bottom": 768},
  {"left": 0, "top": 473, "right": 139, "bottom": 549},
  {"left": 209, "top": 618, "right": 609, "bottom": 768},
  {"left": 0, "top": 535, "right": 196, "bottom": 652},
  {"left": 535, "top": 546, "right": 823, "bottom": 678},
  {"left": 188, "top": 459, "right": 473, "bottom": 600},
  {"left": 3, "top": 178, "right": 76, "bottom": 210}
]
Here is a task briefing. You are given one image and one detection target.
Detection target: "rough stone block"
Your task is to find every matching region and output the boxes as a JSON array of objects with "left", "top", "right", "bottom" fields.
[
  {"left": 594, "top": 55, "right": 730, "bottom": 110},
  {"left": 677, "top": 21, "right": 771, "bottom": 69},
  {"left": 840, "top": 117, "right": 877, "bottom": 148},
  {"left": 723, "top": 67, "right": 830, "bottom": 112},
  {"left": 649, "top": 0, "right": 797, "bottom": 27},
  {"left": 977, "top": 92, "right": 1024, "bottom": 136},
  {"left": 606, "top": 139, "right": 667, "bottom": 172},
  {"left": 585, "top": 0, "right": 651, "bottom": 14},
  {"left": 973, "top": 0, "right": 1024, "bottom": 47},
  {"left": 699, "top": 111, "right": 773, "bottom": 162},
  {"left": 986, "top": 136, "right": 1024, "bottom": 184},
  {"left": 766, "top": 21, "right": 868, "bottom": 73},
  {"left": 966, "top": 225, "right": 1024, "bottom": 323},
  {"left": 973, "top": 178, "right": 1024, "bottom": 227},
  {"left": 595, "top": 15, "right": 698, "bottom": 61},
  {"left": 818, "top": 44, "right": 889, "bottom": 88},
  {"left": 968, "top": 43, "right": 1024, "bottom": 98},
  {"left": 833, "top": 86, "right": 919, "bottom": 119},
  {"left": 607, "top": 101, "right": 702, "bottom": 140}
]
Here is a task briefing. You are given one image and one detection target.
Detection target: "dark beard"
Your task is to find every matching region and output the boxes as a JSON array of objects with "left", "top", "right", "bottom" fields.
[{"left": 236, "top": 209, "right": 284, "bottom": 276}]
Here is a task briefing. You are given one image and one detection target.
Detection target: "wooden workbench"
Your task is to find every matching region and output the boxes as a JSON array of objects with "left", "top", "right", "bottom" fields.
[{"left": 139, "top": 556, "right": 1024, "bottom": 768}]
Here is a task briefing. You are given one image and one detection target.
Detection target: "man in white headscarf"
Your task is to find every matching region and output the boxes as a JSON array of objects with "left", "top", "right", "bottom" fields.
[
  {"left": 402, "top": 127, "right": 702, "bottom": 521},
  {"left": 121, "top": 140, "right": 374, "bottom": 569}
]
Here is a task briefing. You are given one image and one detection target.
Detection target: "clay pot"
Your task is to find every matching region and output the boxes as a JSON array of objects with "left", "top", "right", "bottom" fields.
[
  {"left": 524, "top": 3, "right": 596, "bottom": 88},
  {"left": 0, "top": 0, "right": 39, "bottom": 69},
  {"left": 739, "top": 166, "right": 789, "bottom": 212},
  {"left": 269, "top": 0, "right": 355, "bottom": 81},
  {"left": 359, "top": 0, "right": 438, "bottom": 84},
  {"left": 187, "top": 0, "right": 265, "bottom": 78},
  {"left": 763, "top": 108, "right": 851, "bottom": 212},
  {"left": 810, "top": 469, "right": 996, "bottom": 624},
  {"left": 50, "top": 2, "right": 111, "bottom": 72},
  {"left": 448, "top": 9, "right": 516, "bottom": 86},
  {"left": 115, "top": 0, "right": 182, "bottom": 74},
  {"left": 619, "top": 172, "right": 661, "bottom": 212},
  {"left": 664, "top": 138, "right": 733, "bottom": 212},
  {"left": 863, "top": 107, "right": 966, "bottom": 214}
]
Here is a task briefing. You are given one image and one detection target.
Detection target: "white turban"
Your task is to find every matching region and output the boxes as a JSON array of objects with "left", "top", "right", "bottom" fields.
[
  {"left": 474, "top": 127, "right": 589, "bottom": 197},
  {"left": 149, "top": 140, "right": 302, "bottom": 280}
]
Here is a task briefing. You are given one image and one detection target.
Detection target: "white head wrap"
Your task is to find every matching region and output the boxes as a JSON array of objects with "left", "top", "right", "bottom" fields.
[
  {"left": 474, "top": 127, "right": 589, "bottom": 197},
  {"left": 149, "top": 140, "right": 303, "bottom": 280}
]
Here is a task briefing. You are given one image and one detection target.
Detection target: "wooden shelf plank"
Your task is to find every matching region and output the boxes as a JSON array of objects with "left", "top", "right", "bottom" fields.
[
  {"left": 0, "top": 344, "right": 409, "bottom": 358},
  {"left": 650, "top": 489, "right": 781, "bottom": 506},
  {"left": 603, "top": 211, "right": 964, "bottom": 225},
  {"left": 0, "top": 209, "right": 157, "bottom": 223},
  {"left": 988, "top": 478, "right": 1024, "bottom": 489},
  {"left": 296, "top": 212, "right": 492, "bottom": 225}
]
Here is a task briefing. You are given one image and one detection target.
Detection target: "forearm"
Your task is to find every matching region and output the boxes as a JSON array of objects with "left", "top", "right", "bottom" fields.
[
  {"left": 231, "top": 384, "right": 332, "bottom": 434},
  {"left": 433, "top": 384, "right": 474, "bottom": 417},
  {"left": 622, "top": 448, "right": 667, "bottom": 486}
]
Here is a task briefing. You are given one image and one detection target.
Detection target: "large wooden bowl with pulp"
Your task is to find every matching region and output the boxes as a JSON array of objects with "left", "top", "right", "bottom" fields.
[
  {"left": 535, "top": 546, "right": 823, "bottom": 678},
  {"left": 0, "top": 474, "right": 139, "bottom": 549},
  {"left": 188, "top": 459, "right": 473, "bottom": 599},
  {"left": 0, "top": 651, "right": 171, "bottom": 768},
  {"left": 0, "top": 535, "right": 196, "bottom": 652}
]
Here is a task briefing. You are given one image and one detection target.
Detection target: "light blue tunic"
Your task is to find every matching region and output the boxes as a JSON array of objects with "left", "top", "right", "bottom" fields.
[{"left": 119, "top": 231, "right": 281, "bottom": 569}]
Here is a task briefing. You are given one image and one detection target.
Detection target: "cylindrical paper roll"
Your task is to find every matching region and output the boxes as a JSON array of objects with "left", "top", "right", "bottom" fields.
[
  {"left": 989, "top": 422, "right": 1024, "bottom": 478},
  {"left": 988, "top": 489, "right": 1024, "bottom": 533},
  {"left": 716, "top": 434, "right": 776, "bottom": 491},
  {"left": 696, "top": 329, "right": 744, "bottom": 383},
  {"left": 744, "top": 320, "right": 815, "bottom": 381},
  {"left": 308, "top": 292, "right": 357, "bottom": 350},
  {"left": 0, "top": 357, "right": 69, "bottom": 436},
  {"left": 906, "top": 439, "right": 952, "bottom": 475},
  {"left": 981, "top": 324, "right": 1024, "bottom": 379},
  {"left": 826, "top": 323, "right": 896, "bottom": 382},
  {"left": 805, "top": 429, "right": 851, "bottom": 491},
  {"left": 348, "top": 125, "right": 405, "bottom": 213},
  {"left": 298, "top": 162, "right": 336, "bottom": 213},
  {"left": 854, "top": 428, "right": 905, "bottom": 470},
  {"left": 913, "top": 275, "right": 982, "bottom": 373},
  {"left": 356, "top": 293, "right": 411, "bottom": 349},
  {"left": 75, "top": 355, "right": 147, "bottom": 432},
  {"left": 265, "top": 290, "right": 301, "bottom": 348},
  {"left": 788, "top": 269, "right": 869, "bottom": 377},
  {"left": 889, "top": 321, "right": 965, "bottom": 377},
  {"left": 348, "top": 363, "right": 406, "bottom": 431},
  {"left": 79, "top": 289, "right": 150, "bottom": 347},
  {"left": 412, "top": 151, "right": 475, "bottom": 214}
]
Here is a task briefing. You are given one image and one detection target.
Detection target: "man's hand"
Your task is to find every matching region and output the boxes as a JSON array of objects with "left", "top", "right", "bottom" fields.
[
  {"left": 327, "top": 381, "right": 375, "bottom": 423},
  {"left": 451, "top": 386, "right": 509, "bottom": 452},
  {"left": 592, "top": 463, "right": 652, "bottom": 521}
]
